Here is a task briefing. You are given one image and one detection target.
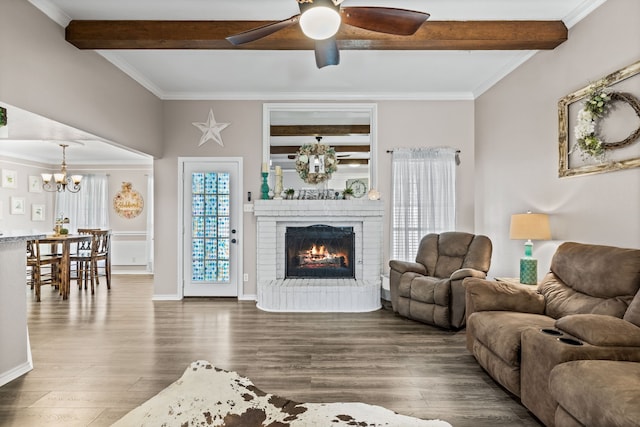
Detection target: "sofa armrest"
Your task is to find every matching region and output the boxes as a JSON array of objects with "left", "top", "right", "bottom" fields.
[
  {"left": 555, "top": 314, "right": 640, "bottom": 347},
  {"left": 389, "top": 260, "right": 427, "bottom": 275},
  {"left": 463, "top": 278, "right": 545, "bottom": 314},
  {"left": 451, "top": 268, "right": 486, "bottom": 281}
]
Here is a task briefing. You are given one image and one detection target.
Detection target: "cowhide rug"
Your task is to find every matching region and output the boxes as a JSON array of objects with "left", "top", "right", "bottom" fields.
[{"left": 113, "top": 360, "right": 452, "bottom": 427}]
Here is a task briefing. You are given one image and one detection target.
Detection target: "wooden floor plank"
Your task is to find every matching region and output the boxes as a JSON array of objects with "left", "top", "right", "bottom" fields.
[{"left": 0, "top": 275, "right": 542, "bottom": 426}]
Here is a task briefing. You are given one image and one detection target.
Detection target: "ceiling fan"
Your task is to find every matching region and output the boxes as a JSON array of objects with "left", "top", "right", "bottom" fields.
[{"left": 225, "top": 0, "right": 430, "bottom": 68}]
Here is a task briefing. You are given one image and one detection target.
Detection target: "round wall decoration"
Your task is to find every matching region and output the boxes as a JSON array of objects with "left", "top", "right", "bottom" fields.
[
  {"left": 295, "top": 142, "right": 338, "bottom": 184},
  {"left": 574, "top": 89, "right": 640, "bottom": 159},
  {"left": 113, "top": 181, "right": 144, "bottom": 219}
]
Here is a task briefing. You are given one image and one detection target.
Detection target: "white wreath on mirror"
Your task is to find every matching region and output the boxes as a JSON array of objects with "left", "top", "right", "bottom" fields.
[{"left": 295, "top": 142, "right": 338, "bottom": 184}]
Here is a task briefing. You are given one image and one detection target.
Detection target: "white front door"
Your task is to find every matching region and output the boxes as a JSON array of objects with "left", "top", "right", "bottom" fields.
[{"left": 181, "top": 159, "right": 242, "bottom": 297}]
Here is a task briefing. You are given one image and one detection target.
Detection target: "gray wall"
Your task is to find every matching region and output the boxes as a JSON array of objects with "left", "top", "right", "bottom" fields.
[
  {"left": 153, "top": 100, "right": 475, "bottom": 297},
  {"left": 475, "top": 0, "right": 640, "bottom": 279},
  {"left": 0, "top": 0, "right": 163, "bottom": 159}
]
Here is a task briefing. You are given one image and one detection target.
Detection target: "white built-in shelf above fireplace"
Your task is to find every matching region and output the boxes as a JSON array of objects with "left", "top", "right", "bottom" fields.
[{"left": 254, "top": 199, "right": 384, "bottom": 312}]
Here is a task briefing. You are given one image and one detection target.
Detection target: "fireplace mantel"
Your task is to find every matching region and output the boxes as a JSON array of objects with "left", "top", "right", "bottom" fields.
[{"left": 254, "top": 199, "right": 383, "bottom": 312}]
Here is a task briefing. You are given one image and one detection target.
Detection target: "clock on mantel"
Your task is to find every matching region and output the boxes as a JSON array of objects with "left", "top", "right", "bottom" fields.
[{"left": 346, "top": 178, "right": 368, "bottom": 198}]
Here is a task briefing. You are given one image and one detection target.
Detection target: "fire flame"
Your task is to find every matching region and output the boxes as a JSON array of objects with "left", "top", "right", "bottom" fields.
[
  {"left": 299, "top": 244, "right": 349, "bottom": 267},
  {"left": 310, "top": 244, "right": 327, "bottom": 256}
]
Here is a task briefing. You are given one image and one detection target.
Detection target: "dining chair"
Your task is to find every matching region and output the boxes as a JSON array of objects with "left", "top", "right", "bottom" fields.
[
  {"left": 26, "top": 240, "right": 62, "bottom": 302},
  {"left": 71, "top": 229, "right": 111, "bottom": 294}
]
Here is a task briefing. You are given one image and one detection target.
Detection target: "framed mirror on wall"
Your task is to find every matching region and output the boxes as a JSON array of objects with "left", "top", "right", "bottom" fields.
[{"left": 262, "top": 103, "right": 377, "bottom": 198}]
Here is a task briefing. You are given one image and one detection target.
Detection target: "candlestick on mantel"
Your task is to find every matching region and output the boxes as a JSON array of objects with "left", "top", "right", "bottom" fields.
[
  {"left": 261, "top": 172, "right": 269, "bottom": 200},
  {"left": 273, "top": 166, "right": 283, "bottom": 199},
  {"left": 262, "top": 163, "right": 268, "bottom": 173}
]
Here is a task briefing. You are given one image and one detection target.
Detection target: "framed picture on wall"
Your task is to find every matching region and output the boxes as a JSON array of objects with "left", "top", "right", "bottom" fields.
[
  {"left": 10, "top": 197, "right": 25, "bottom": 215},
  {"left": 28, "top": 175, "right": 42, "bottom": 193},
  {"left": 32, "top": 204, "right": 45, "bottom": 221},
  {"left": 558, "top": 60, "right": 640, "bottom": 177},
  {"left": 2, "top": 169, "right": 17, "bottom": 188}
]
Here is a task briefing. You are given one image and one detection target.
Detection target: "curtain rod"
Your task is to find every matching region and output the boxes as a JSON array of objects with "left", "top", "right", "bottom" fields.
[
  {"left": 386, "top": 149, "right": 460, "bottom": 153},
  {"left": 386, "top": 149, "right": 461, "bottom": 165}
]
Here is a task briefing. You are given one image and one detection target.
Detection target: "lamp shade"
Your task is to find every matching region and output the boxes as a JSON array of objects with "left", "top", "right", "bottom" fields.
[{"left": 510, "top": 213, "right": 551, "bottom": 240}]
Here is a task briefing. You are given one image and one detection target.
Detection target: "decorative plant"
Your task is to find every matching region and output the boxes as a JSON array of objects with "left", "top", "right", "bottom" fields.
[
  {"left": 284, "top": 188, "right": 295, "bottom": 199},
  {"left": 573, "top": 83, "right": 640, "bottom": 161},
  {"left": 0, "top": 107, "right": 6, "bottom": 127},
  {"left": 573, "top": 86, "right": 610, "bottom": 160},
  {"left": 342, "top": 187, "right": 354, "bottom": 199}
]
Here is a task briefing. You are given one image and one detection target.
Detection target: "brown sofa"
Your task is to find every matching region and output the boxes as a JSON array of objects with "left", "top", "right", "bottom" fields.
[
  {"left": 389, "top": 232, "right": 492, "bottom": 329},
  {"left": 464, "top": 241, "right": 640, "bottom": 426}
]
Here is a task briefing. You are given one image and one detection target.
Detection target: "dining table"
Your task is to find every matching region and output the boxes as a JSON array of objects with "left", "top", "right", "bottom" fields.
[{"left": 33, "top": 234, "right": 92, "bottom": 300}]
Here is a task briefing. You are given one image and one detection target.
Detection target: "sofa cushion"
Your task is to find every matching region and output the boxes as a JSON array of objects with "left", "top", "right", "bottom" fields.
[
  {"left": 624, "top": 292, "right": 640, "bottom": 327},
  {"left": 549, "top": 361, "right": 640, "bottom": 427},
  {"left": 551, "top": 242, "right": 640, "bottom": 298},
  {"left": 539, "top": 272, "right": 633, "bottom": 320},
  {"left": 433, "top": 232, "right": 474, "bottom": 278},
  {"left": 467, "top": 311, "right": 554, "bottom": 366},
  {"left": 542, "top": 243, "right": 640, "bottom": 320},
  {"left": 555, "top": 314, "right": 640, "bottom": 346},
  {"left": 397, "top": 271, "right": 422, "bottom": 298},
  {"left": 410, "top": 276, "right": 450, "bottom": 306}
]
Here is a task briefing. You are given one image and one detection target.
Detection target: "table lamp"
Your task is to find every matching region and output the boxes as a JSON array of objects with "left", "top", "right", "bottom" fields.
[{"left": 510, "top": 212, "right": 551, "bottom": 285}]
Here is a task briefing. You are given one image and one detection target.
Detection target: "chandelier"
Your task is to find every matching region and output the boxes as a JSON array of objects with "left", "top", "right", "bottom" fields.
[{"left": 41, "top": 144, "right": 82, "bottom": 193}]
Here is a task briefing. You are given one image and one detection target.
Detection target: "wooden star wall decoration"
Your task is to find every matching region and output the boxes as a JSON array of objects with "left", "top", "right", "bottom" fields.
[{"left": 193, "top": 109, "right": 230, "bottom": 147}]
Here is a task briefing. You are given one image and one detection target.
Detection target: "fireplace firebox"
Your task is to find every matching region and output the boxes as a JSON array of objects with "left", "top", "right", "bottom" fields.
[{"left": 285, "top": 225, "right": 355, "bottom": 279}]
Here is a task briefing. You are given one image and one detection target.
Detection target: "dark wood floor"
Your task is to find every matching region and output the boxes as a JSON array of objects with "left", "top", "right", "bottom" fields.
[{"left": 0, "top": 275, "right": 542, "bottom": 426}]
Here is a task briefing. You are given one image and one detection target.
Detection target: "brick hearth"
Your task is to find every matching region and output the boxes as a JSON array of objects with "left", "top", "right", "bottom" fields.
[{"left": 254, "top": 199, "right": 384, "bottom": 312}]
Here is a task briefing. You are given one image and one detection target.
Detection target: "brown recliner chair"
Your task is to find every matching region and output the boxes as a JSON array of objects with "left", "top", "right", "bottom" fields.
[
  {"left": 389, "top": 232, "right": 492, "bottom": 329},
  {"left": 464, "top": 242, "right": 640, "bottom": 427}
]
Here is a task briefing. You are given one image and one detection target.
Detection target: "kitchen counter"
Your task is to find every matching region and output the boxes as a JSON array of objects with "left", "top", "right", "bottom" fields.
[{"left": 0, "top": 233, "right": 44, "bottom": 386}]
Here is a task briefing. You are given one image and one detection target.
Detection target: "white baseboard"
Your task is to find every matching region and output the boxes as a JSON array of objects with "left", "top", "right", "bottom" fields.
[
  {"left": 112, "top": 270, "right": 153, "bottom": 275},
  {"left": 239, "top": 294, "right": 257, "bottom": 301},
  {"left": 152, "top": 294, "right": 182, "bottom": 301},
  {"left": 0, "top": 361, "right": 33, "bottom": 387}
]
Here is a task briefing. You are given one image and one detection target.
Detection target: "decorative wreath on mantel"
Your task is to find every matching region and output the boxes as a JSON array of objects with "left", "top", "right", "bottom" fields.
[
  {"left": 573, "top": 86, "right": 640, "bottom": 160},
  {"left": 295, "top": 143, "right": 338, "bottom": 184}
]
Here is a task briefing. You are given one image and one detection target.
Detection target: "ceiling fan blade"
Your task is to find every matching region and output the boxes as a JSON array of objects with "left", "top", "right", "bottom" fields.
[
  {"left": 314, "top": 37, "right": 340, "bottom": 69},
  {"left": 341, "top": 7, "right": 429, "bottom": 36},
  {"left": 226, "top": 15, "right": 299, "bottom": 45}
]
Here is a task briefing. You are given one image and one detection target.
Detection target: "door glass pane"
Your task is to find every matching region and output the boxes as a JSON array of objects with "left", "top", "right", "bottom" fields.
[{"left": 192, "top": 172, "right": 231, "bottom": 283}]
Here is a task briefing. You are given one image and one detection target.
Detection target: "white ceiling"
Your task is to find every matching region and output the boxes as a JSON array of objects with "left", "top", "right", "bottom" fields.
[
  {"left": 3, "top": 0, "right": 606, "bottom": 164},
  {"left": 31, "top": 0, "right": 606, "bottom": 100}
]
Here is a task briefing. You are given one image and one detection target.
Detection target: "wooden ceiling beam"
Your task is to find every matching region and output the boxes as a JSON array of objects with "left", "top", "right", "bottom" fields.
[
  {"left": 271, "top": 145, "right": 370, "bottom": 155},
  {"left": 65, "top": 20, "right": 567, "bottom": 51},
  {"left": 270, "top": 125, "right": 371, "bottom": 137}
]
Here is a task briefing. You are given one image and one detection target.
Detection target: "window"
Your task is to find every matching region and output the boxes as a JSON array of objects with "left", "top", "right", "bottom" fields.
[
  {"left": 391, "top": 147, "right": 457, "bottom": 261},
  {"left": 55, "top": 174, "right": 109, "bottom": 231}
]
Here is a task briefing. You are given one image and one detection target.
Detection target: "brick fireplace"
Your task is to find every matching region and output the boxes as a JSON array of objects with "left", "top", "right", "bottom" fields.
[{"left": 254, "top": 199, "right": 383, "bottom": 312}]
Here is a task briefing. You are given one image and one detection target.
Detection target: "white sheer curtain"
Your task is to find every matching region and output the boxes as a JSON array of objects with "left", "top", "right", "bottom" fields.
[
  {"left": 55, "top": 174, "right": 110, "bottom": 232},
  {"left": 391, "top": 147, "right": 457, "bottom": 262}
]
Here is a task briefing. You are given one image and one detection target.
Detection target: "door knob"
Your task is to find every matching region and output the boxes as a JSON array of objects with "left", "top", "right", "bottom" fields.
[{"left": 231, "top": 238, "right": 237, "bottom": 244}]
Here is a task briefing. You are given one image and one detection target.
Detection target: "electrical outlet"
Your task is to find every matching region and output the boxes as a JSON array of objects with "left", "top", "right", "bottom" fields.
[{"left": 243, "top": 273, "right": 249, "bottom": 282}]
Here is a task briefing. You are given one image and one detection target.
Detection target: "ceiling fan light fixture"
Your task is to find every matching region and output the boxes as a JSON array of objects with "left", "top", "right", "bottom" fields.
[{"left": 299, "top": 6, "right": 341, "bottom": 40}]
